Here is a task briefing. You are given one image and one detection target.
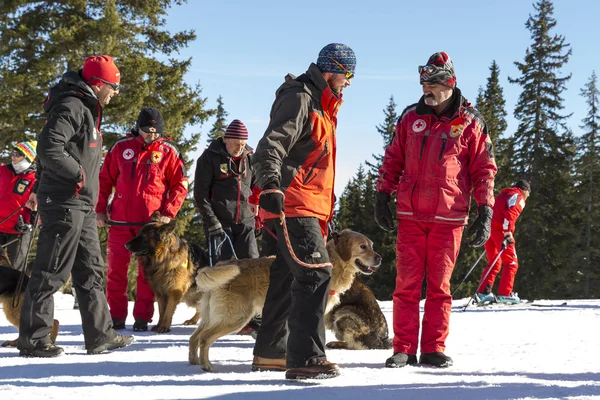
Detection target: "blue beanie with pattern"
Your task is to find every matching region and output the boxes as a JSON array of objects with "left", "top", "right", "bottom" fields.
[{"left": 316, "top": 43, "right": 356, "bottom": 75}]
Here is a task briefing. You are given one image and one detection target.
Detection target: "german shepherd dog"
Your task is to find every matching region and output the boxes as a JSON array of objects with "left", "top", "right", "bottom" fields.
[
  {"left": 0, "top": 248, "right": 59, "bottom": 347},
  {"left": 125, "top": 213, "right": 210, "bottom": 333},
  {"left": 325, "top": 278, "right": 392, "bottom": 350},
  {"left": 187, "top": 229, "right": 382, "bottom": 372}
]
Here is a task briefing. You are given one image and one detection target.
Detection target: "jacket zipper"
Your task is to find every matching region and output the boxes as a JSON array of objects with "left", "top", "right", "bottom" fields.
[
  {"left": 303, "top": 142, "right": 329, "bottom": 184},
  {"left": 438, "top": 133, "right": 448, "bottom": 161},
  {"left": 145, "top": 160, "right": 150, "bottom": 181},
  {"left": 130, "top": 158, "right": 137, "bottom": 180},
  {"left": 419, "top": 131, "right": 430, "bottom": 160},
  {"left": 236, "top": 175, "right": 241, "bottom": 224}
]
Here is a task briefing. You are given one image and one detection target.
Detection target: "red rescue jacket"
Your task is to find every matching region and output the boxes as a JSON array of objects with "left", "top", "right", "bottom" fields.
[
  {"left": 491, "top": 187, "right": 527, "bottom": 234},
  {"left": 0, "top": 164, "right": 35, "bottom": 234}
]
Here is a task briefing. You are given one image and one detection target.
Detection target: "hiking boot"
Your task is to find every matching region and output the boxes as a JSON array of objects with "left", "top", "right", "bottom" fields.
[
  {"left": 251, "top": 356, "right": 286, "bottom": 372},
  {"left": 474, "top": 292, "right": 496, "bottom": 304},
  {"left": 133, "top": 319, "right": 148, "bottom": 332},
  {"left": 112, "top": 318, "right": 126, "bottom": 330},
  {"left": 385, "top": 352, "right": 418, "bottom": 368},
  {"left": 419, "top": 352, "right": 453, "bottom": 368},
  {"left": 497, "top": 292, "right": 521, "bottom": 305},
  {"left": 87, "top": 334, "right": 134, "bottom": 355},
  {"left": 19, "top": 342, "right": 64, "bottom": 358},
  {"left": 285, "top": 360, "right": 340, "bottom": 380}
]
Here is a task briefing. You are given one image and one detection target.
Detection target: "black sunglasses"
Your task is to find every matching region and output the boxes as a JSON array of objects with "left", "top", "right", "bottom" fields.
[
  {"left": 90, "top": 76, "right": 122, "bottom": 91},
  {"left": 11, "top": 150, "right": 24, "bottom": 157}
]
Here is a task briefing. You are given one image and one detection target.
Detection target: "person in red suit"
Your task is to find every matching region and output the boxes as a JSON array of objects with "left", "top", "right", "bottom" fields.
[
  {"left": 476, "top": 180, "right": 531, "bottom": 305},
  {"left": 96, "top": 107, "right": 188, "bottom": 332},
  {"left": 375, "top": 51, "right": 497, "bottom": 369},
  {"left": 0, "top": 141, "right": 37, "bottom": 271}
]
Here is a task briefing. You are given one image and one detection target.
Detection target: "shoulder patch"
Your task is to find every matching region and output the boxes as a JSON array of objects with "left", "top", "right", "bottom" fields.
[{"left": 162, "top": 141, "right": 181, "bottom": 156}]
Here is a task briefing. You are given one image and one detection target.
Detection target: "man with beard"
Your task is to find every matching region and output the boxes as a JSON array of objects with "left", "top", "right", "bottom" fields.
[
  {"left": 251, "top": 43, "right": 355, "bottom": 380},
  {"left": 375, "top": 51, "right": 497, "bottom": 368},
  {"left": 18, "top": 55, "right": 133, "bottom": 357}
]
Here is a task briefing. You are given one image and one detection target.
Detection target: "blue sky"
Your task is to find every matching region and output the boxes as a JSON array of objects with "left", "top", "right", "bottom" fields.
[{"left": 164, "top": 0, "right": 599, "bottom": 195}]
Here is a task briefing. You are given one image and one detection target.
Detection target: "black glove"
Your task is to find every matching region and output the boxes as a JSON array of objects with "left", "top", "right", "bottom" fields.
[
  {"left": 208, "top": 221, "right": 225, "bottom": 238},
  {"left": 258, "top": 184, "right": 284, "bottom": 215},
  {"left": 327, "top": 218, "right": 338, "bottom": 235},
  {"left": 374, "top": 192, "right": 395, "bottom": 232},
  {"left": 14, "top": 215, "right": 32, "bottom": 233},
  {"left": 467, "top": 205, "right": 493, "bottom": 247}
]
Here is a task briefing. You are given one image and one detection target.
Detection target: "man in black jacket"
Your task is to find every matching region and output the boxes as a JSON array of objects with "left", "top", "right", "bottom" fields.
[
  {"left": 18, "top": 55, "right": 134, "bottom": 357},
  {"left": 194, "top": 119, "right": 259, "bottom": 262}
]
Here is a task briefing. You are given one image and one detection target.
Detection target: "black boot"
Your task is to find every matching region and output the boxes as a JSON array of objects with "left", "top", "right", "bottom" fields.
[
  {"left": 87, "top": 334, "right": 134, "bottom": 355},
  {"left": 19, "top": 342, "right": 64, "bottom": 358},
  {"left": 133, "top": 319, "right": 148, "bottom": 332},
  {"left": 385, "top": 352, "right": 418, "bottom": 368},
  {"left": 419, "top": 352, "right": 453, "bottom": 368},
  {"left": 112, "top": 318, "right": 126, "bottom": 330}
]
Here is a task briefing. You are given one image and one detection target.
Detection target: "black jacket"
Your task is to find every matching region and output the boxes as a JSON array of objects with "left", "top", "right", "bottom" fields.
[
  {"left": 35, "top": 71, "right": 103, "bottom": 209},
  {"left": 194, "top": 138, "right": 255, "bottom": 227}
]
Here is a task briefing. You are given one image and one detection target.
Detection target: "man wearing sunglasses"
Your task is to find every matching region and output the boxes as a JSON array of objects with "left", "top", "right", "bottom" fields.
[
  {"left": 375, "top": 51, "right": 497, "bottom": 368},
  {"left": 252, "top": 43, "right": 356, "bottom": 380},
  {"left": 18, "top": 55, "right": 133, "bottom": 358}
]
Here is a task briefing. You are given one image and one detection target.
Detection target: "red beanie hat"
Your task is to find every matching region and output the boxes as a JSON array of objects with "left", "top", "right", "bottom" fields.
[
  {"left": 224, "top": 119, "right": 248, "bottom": 140},
  {"left": 82, "top": 55, "right": 121, "bottom": 86}
]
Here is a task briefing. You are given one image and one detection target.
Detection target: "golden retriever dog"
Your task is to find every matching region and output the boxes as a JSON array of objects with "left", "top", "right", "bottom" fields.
[
  {"left": 325, "top": 278, "right": 392, "bottom": 350},
  {"left": 125, "top": 213, "right": 210, "bottom": 333},
  {"left": 0, "top": 248, "right": 59, "bottom": 347},
  {"left": 188, "top": 229, "right": 382, "bottom": 372}
]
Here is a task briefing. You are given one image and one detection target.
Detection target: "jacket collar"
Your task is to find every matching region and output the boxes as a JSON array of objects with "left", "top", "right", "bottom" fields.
[{"left": 305, "top": 63, "right": 343, "bottom": 118}]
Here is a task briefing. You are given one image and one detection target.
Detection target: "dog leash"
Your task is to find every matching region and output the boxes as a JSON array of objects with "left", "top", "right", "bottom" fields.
[
  {"left": 12, "top": 212, "right": 40, "bottom": 309},
  {"left": 208, "top": 232, "right": 238, "bottom": 267},
  {"left": 260, "top": 189, "right": 333, "bottom": 269}
]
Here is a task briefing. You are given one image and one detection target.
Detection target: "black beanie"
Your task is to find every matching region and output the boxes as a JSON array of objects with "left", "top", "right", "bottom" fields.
[
  {"left": 137, "top": 107, "right": 164, "bottom": 134},
  {"left": 515, "top": 179, "right": 531, "bottom": 191}
]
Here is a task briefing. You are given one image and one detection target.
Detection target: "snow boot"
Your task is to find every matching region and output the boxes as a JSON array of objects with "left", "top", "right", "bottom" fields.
[
  {"left": 474, "top": 292, "right": 496, "bottom": 304},
  {"left": 285, "top": 360, "right": 340, "bottom": 380},
  {"left": 112, "top": 318, "right": 126, "bottom": 330},
  {"left": 419, "top": 352, "right": 453, "bottom": 368},
  {"left": 385, "top": 352, "right": 418, "bottom": 368},
  {"left": 87, "top": 334, "right": 134, "bottom": 355},
  {"left": 19, "top": 342, "right": 64, "bottom": 358},
  {"left": 133, "top": 319, "right": 148, "bottom": 332},
  {"left": 497, "top": 292, "right": 521, "bottom": 305}
]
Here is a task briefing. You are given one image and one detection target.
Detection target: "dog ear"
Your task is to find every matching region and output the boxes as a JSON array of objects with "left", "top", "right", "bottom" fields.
[
  {"left": 150, "top": 211, "right": 162, "bottom": 223},
  {"left": 335, "top": 231, "right": 353, "bottom": 262}
]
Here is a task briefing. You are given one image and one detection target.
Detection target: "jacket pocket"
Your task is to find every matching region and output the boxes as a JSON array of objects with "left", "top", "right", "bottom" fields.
[
  {"left": 303, "top": 142, "right": 329, "bottom": 185},
  {"left": 395, "top": 177, "right": 417, "bottom": 216},
  {"left": 435, "top": 180, "right": 469, "bottom": 222}
]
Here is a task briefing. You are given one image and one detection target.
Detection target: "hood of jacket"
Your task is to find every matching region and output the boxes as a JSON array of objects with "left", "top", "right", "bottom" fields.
[{"left": 43, "top": 70, "right": 99, "bottom": 114}]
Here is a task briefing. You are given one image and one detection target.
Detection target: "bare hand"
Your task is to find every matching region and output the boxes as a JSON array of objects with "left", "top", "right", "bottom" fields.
[
  {"left": 504, "top": 232, "right": 515, "bottom": 244},
  {"left": 248, "top": 203, "right": 259, "bottom": 216},
  {"left": 26, "top": 193, "right": 38, "bottom": 211},
  {"left": 159, "top": 216, "right": 171, "bottom": 224},
  {"left": 96, "top": 213, "right": 108, "bottom": 227}
]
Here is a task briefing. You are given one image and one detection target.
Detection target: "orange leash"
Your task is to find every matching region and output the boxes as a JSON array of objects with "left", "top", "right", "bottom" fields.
[{"left": 260, "top": 189, "right": 332, "bottom": 269}]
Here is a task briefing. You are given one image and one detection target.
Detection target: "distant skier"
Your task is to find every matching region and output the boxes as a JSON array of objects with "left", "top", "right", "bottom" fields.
[{"left": 475, "top": 180, "right": 531, "bottom": 305}]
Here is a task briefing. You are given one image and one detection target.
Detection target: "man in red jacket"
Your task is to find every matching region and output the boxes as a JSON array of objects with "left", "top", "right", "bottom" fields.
[
  {"left": 375, "top": 51, "right": 497, "bottom": 368},
  {"left": 96, "top": 108, "right": 188, "bottom": 332},
  {"left": 476, "top": 180, "right": 531, "bottom": 305},
  {"left": 0, "top": 141, "right": 37, "bottom": 271}
]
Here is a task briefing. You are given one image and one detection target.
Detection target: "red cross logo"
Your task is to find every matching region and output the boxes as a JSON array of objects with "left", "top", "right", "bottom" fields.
[{"left": 412, "top": 119, "right": 427, "bottom": 132}]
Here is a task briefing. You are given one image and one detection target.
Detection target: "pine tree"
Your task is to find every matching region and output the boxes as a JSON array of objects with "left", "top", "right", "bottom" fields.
[
  {"left": 574, "top": 71, "right": 600, "bottom": 298},
  {"left": 507, "top": 0, "right": 577, "bottom": 299},
  {"left": 206, "top": 95, "right": 229, "bottom": 144},
  {"left": 366, "top": 96, "right": 397, "bottom": 174}
]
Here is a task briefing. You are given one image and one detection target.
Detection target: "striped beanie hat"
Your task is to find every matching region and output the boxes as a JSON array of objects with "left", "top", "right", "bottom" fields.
[
  {"left": 14, "top": 141, "right": 37, "bottom": 163},
  {"left": 224, "top": 119, "right": 248, "bottom": 140},
  {"left": 419, "top": 51, "right": 456, "bottom": 88},
  {"left": 316, "top": 43, "right": 356, "bottom": 75}
]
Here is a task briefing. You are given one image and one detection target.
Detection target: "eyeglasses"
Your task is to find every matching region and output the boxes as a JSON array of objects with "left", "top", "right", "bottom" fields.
[
  {"left": 328, "top": 57, "right": 354, "bottom": 80},
  {"left": 11, "top": 150, "right": 24, "bottom": 158},
  {"left": 90, "top": 76, "right": 122, "bottom": 91}
]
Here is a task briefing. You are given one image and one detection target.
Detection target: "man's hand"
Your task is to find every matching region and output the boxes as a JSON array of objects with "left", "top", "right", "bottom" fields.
[
  {"left": 208, "top": 221, "right": 225, "bottom": 238},
  {"left": 374, "top": 192, "right": 395, "bottom": 232},
  {"left": 467, "top": 205, "right": 493, "bottom": 247},
  {"left": 248, "top": 203, "right": 259, "bottom": 216},
  {"left": 504, "top": 231, "right": 515, "bottom": 244},
  {"left": 159, "top": 216, "right": 171, "bottom": 224},
  {"left": 14, "top": 215, "right": 32, "bottom": 233},
  {"left": 96, "top": 213, "right": 108, "bottom": 227},
  {"left": 26, "top": 193, "right": 38, "bottom": 211},
  {"left": 259, "top": 185, "right": 284, "bottom": 216}
]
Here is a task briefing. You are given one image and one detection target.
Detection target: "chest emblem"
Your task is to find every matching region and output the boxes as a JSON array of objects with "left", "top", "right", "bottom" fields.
[
  {"left": 412, "top": 119, "right": 427, "bottom": 132},
  {"left": 123, "top": 148, "right": 134, "bottom": 160},
  {"left": 450, "top": 125, "right": 464, "bottom": 138},
  {"left": 16, "top": 183, "right": 26, "bottom": 194},
  {"left": 152, "top": 151, "right": 163, "bottom": 163},
  {"left": 219, "top": 163, "right": 228, "bottom": 173}
]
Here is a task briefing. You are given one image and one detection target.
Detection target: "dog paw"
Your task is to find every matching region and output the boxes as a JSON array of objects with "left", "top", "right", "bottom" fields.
[
  {"left": 189, "top": 354, "right": 199, "bottom": 365},
  {"left": 201, "top": 363, "right": 216, "bottom": 372},
  {"left": 326, "top": 340, "right": 349, "bottom": 349},
  {"left": 183, "top": 319, "right": 197, "bottom": 326},
  {"left": 152, "top": 325, "right": 171, "bottom": 333}
]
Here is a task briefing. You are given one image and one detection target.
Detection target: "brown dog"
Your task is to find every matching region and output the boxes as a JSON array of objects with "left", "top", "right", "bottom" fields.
[
  {"left": 0, "top": 249, "right": 59, "bottom": 347},
  {"left": 125, "top": 213, "right": 210, "bottom": 333},
  {"left": 325, "top": 278, "right": 392, "bottom": 350},
  {"left": 187, "top": 229, "right": 382, "bottom": 372}
]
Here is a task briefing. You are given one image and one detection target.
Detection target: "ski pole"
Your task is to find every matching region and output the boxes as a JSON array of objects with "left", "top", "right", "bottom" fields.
[
  {"left": 462, "top": 239, "right": 509, "bottom": 311},
  {"left": 0, "top": 204, "right": 26, "bottom": 228},
  {"left": 452, "top": 249, "right": 487, "bottom": 297}
]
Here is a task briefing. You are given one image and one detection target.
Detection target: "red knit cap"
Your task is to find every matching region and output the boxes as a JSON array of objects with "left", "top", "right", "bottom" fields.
[
  {"left": 224, "top": 119, "right": 248, "bottom": 140},
  {"left": 82, "top": 55, "right": 121, "bottom": 86}
]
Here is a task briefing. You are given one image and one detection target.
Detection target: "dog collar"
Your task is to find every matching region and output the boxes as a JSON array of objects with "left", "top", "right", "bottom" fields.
[
  {"left": 182, "top": 258, "right": 189, "bottom": 269},
  {"left": 329, "top": 290, "right": 336, "bottom": 296}
]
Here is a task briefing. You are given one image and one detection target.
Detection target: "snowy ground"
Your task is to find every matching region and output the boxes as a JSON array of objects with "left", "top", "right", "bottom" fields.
[{"left": 1, "top": 293, "right": 599, "bottom": 400}]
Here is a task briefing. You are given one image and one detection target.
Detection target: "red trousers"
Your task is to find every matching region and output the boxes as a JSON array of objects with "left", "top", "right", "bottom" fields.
[
  {"left": 478, "top": 228, "right": 518, "bottom": 296},
  {"left": 392, "top": 220, "right": 463, "bottom": 355},
  {"left": 106, "top": 226, "right": 155, "bottom": 322}
]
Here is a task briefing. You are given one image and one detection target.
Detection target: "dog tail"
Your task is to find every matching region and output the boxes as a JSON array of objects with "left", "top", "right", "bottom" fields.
[
  {"left": 195, "top": 263, "right": 241, "bottom": 291},
  {"left": 0, "top": 266, "right": 28, "bottom": 297}
]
